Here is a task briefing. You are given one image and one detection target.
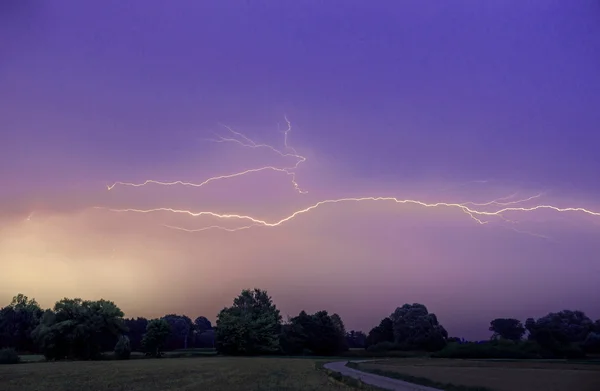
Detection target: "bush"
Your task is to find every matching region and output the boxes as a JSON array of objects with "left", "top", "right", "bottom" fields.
[
  {"left": 366, "top": 341, "right": 397, "bottom": 352},
  {"left": 432, "top": 340, "right": 543, "bottom": 359},
  {"left": 0, "top": 348, "right": 20, "bottom": 364},
  {"left": 582, "top": 332, "right": 600, "bottom": 354},
  {"left": 556, "top": 343, "right": 586, "bottom": 359},
  {"left": 366, "top": 341, "right": 418, "bottom": 352},
  {"left": 114, "top": 335, "right": 131, "bottom": 360}
]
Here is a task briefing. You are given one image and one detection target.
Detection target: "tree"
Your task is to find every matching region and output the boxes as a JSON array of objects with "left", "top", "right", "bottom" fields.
[
  {"left": 31, "top": 298, "right": 126, "bottom": 360},
  {"left": 366, "top": 317, "right": 394, "bottom": 347},
  {"left": 194, "top": 329, "right": 215, "bottom": 348},
  {"left": 346, "top": 330, "right": 367, "bottom": 349},
  {"left": 390, "top": 303, "right": 448, "bottom": 351},
  {"left": 582, "top": 332, "right": 600, "bottom": 354},
  {"left": 279, "top": 313, "right": 310, "bottom": 355},
  {"left": 215, "top": 288, "right": 282, "bottom": 355},
  {"left": 114, "top": 335, "right": 131, "bottom": 359},
  {"left": 194, "top": 316, "right": 212, "bottom": 333},
  {"left": 0, "top": 348, "right": 20, "bottom": 365},
  {"left": 163, "top": 314, "right": 193, "bottom": 350},
  {"left": 304, "top": 311, "right": 348, "bottom": 355},
  {"left": 141, "top": 319, "right": 170, "bottom": 357},
  {"left": 280, "top": 310, "right": 348, "bottom": 356},
  {"left": 0, "top": 294, "right": 43, "bottom": 352},
  {"left": 525, "top": 310, "right": 593, "bottom": 356},
  {"left": 489, "top": 318, "right": 526, "bottom": 341},
  {"left": 330, "top": 313, "right": 348, "bottom": 350},
  {"left": 124, "top": 317, "right": 148, "bottom": 352},
  {"left": 193, "top": 316, "right": 214, "bottom": 348}
]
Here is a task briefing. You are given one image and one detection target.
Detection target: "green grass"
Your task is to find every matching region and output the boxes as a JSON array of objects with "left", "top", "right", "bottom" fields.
[
  {"left": 346, "top": 362, "right": 490, "bottom": 391},
  {"left": 315, "top": 361, "right": 387, "bottom": 391},
  {"left": 163, "top": 348, "right": 219, "bottom": 358},
  {"left": 17, "top": 354, "right": 45, "bottom": 363},
  {"left": 0, "top": 356, "right": 365, "bottom": 391},
  {"left": 16, "top": 349, "right": 218, "bottom": 364},
  {"left": 17, "top": 348, "right": 428, "bottom": 363},
  {"left": 351, "top": 358, "right": 600, "bottom": 391},
  {"left": 340, "top": 349, "right": 427, "bottom": 358}
]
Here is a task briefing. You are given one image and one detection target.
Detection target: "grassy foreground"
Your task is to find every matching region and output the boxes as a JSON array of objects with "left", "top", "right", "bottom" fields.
[
  {"left": 353, "top": 358, "right": 600, "bottom": 391},
  {"left": 0, "top": 357, "right": 357, "bottom": 391}
]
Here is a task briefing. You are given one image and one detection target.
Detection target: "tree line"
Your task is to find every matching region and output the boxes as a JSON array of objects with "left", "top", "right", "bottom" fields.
[
  {"left": 1, "top": 290, "right": 599, "bottom": 363},
  {"left": 364, "top": 304, "right": 600, "bottom": 359},
  {"left": 0, "top": 294, "right": 215, "bottom": 360}
]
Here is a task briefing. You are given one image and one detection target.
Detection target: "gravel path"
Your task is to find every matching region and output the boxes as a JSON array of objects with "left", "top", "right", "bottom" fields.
[{"left": 323, "top": 360, "right": 443, "bottom": 391}]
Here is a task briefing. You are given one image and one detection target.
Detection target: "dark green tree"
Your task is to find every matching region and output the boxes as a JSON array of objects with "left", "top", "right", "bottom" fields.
[
  {"left": 0, "top": 294, "right": 43, "bottom": 352},
  {"left": 280, "top": 315, "right": 309, "bottom": 355},
  {"left": 193, "top": 316, "right": 214, "bottom": 348},
  {"left": 141, "top": 319, "right": 171, "bottom": 357},
  {"left": 330, "top": 313, "right": 349, "bottom": 351},
  {"left": 366, "top": 317, "right": 394, "bottom": 347},
  {"left": 194, "top": 316, "right": 212, "bottom": 333},
  {"left": 489, "top": 318, "right": 526, "bottom": 341},
  {"left": 593, "top": 319, "right": 600, "bottom": 333},
  {"left": 526, "top": 310, "right": 593, "bottom": 357},
  {"left": 280, "top": 310, "right": 348, "bottom": 355},
  {"left": 215, "top": 288, "right": 282, "bottom": 355},
  {"left": 390, "top": 303, "right": 448, "bottom": 351},
  {"left": 31, "top": 298, "right": 126, "bottom": 360},
  {"left": 114, "top": 335, "right": 131, "bottom": 359},
  {"left": 123, "top": 317, "right": 148, "bottom": 352},
  {"left": 163, "top": 314, "right": 193, "bottom": 350},
  {"left": 0, "top": 348, "right": 20, "bottom": 364},
  {"left": 195, "top": 329, "right": 215, "bottom": 348},
  {"left": 346, "top": 330, "right": 367, "bottom": 348}
]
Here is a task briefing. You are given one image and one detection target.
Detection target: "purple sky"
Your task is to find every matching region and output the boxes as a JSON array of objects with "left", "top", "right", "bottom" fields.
[{"left": 1, "top": 1, "right": 600, "bottom": 339}]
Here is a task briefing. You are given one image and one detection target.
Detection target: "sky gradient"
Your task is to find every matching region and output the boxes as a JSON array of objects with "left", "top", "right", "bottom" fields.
[{"left": 1, "top": 1, "right": 600, "bottom": 339}]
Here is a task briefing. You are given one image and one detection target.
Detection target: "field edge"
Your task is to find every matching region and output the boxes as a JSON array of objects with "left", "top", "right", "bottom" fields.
[
  {"left": 345, "top": 362, "right": 492, "bottom": 391},
  {"left": 315, "top": 361, "right": 388, "bottom": 390}
]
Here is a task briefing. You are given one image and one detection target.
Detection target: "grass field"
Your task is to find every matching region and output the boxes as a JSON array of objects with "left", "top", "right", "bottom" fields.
[
  {"left": 6, "top": 354, "right": 600, "bottom": 391},
  {"left": 353, "top": 358, "right": 600, "bottom": 391},
  {"left": 0, "top": 356, "right": 356, "bottom": 391}
]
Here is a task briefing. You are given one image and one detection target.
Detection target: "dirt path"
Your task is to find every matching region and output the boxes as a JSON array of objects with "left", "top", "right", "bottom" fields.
[{"left": 323, "top": 361, "right": 442, "bottom": 391}]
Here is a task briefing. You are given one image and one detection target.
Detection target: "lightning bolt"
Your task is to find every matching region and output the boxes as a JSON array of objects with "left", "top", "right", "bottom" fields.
[
  {"left": 97, "top": 117, "right": 600, "bottom": 238},
  {"left": 93, "top": 198, "right": 600, "bottom": 235},
  {"left": 462, "top": 193, "right": 544, "bottom": 207},
  {"left": 106, "top": 116, "right": 307, "bottom": 194},
  {"left": 461, "top": 193, "right": 547, "bottom": 226},
  {"left": 162, "top": 224, "right": 259, "bottom": 233}
]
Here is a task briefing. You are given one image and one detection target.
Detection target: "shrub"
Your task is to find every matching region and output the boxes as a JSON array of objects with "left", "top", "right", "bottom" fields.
[
  {"left": 114, "top": 335, "right": 131, "bottom": 360},
  {"left": 556, "top": 343, "right": 586, "bottom": 359},
  {"left": 582, "top": 332, "right": 600, "bottom": 354},
  {"left": 365, "top": 340, "right": 421, "bottom": 352},
  {"left": 366, "top": 341, "right": 397, "bottom": 352},
  {"left": 432, "top": 340, "right": 543, "bottom": 359},
  {"left": 0, "top": 348, "right": 20, "bottom": 364}
]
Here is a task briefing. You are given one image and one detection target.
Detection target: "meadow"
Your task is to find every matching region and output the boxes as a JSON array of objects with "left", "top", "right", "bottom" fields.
[
  {"left": 0, "top": 356, "right": 356, "bottom": 391},
  {"left": 5, "top": 354, "right": 600, "bottom": 391},
  {"left": 351, "top": 358, "right": 600, "bottom": 391}
]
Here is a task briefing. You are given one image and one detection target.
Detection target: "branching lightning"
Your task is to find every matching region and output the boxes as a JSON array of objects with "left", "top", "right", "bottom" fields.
[
  {"left": 107, "top": 116, "right": 307, "bottom": 194},
  {"left": 98, "top": 117, "right": 600, "bottom": 239}
]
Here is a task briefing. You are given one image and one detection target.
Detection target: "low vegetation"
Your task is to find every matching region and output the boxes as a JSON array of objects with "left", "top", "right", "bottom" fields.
[
  {"left": 351, "top": 359, "right": 600, "bottom": 391},
  {"left": 316, "top": 361, "right": 385, "bottom": 390},
  {"left": 0, "top": 356, "right": 355, "bottom": 391},
  {"left": 114, "top": 335, "right": 131, "bottom": 360},
  {"left": 0, "top": 348, "right": 20, "bottom": 365},
  {"left": 433, "top": 339, "right": 554, "bottom": 359},
  {"left": 346, "top": 361, "right": 491, "bottom": 391}
]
